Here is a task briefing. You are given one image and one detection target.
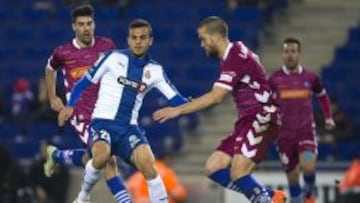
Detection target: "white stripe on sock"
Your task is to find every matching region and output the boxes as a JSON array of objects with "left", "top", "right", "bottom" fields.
[
  {"left": 117, "top": 196, "right": 131, "bottom": 203},
  {"left": 114, "top": 190, "right": 127, "bottom": 199},
  {"left": 117, "top": 193, "right": 130, "bottom": 201}
]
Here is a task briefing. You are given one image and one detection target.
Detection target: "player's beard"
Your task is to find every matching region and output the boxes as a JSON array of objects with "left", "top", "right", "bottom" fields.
[
  {"left": 206, "top": 46, "right": 219, "bottom": 59},
  {"left": 286, "top": 65, "right": 297, "bottom": 71},
  {"left": 80, "top": 33, "right": 93, "bottom": 46},
  {"left": 285, "top": 59, "right": 298, "bottom": 71},
  {"left": 286, "top": 63, "right": 298, "bottom": 71}
]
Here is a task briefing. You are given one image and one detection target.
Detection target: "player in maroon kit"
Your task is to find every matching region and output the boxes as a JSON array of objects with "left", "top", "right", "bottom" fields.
[
  {"left": 154, "top": 16, "right": 286, "bottom": 203},
  {"left": 269, "top": 38, "right": 336, "bottom": 203},
  {"left": 43, "top": 4, "right": 125, "bottom": 203}
]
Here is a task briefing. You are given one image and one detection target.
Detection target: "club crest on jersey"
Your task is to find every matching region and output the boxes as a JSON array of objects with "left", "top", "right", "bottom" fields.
[
  {"left": 304, "top": 81, "right": 310, "bottom": 88},
  {"left": 117, "top": 76, "right": 147, "bottom": 93},
  {"left": 145, "top": 70, "right": 151, "bottom": 79},
  {"left": 129, "top": 134, "right": 141, "bottom": 149}
]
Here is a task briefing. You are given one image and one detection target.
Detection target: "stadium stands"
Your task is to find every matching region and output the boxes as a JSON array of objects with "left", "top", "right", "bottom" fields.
[{"left": 321, "top": 25, "right": 360, "bottom": 161}]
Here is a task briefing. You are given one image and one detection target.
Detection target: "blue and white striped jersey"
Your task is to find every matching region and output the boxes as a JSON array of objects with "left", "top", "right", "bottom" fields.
[{"left": 68, "top": 49, "right": 186, "bottom": 125}]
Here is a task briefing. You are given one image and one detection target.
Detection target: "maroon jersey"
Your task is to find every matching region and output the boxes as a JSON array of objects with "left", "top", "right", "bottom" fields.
[
  {"left": 215, "top": 41, "right": 274, "bottom": 120},
  {"left": 214, "top": 42, "right": 279, "bottom": 162},
  {"left": 269, "top": 66, "right": 325, "bottom": 131},
  {"left": 47, "top": 36, "right": 116, "bottom": 121}
]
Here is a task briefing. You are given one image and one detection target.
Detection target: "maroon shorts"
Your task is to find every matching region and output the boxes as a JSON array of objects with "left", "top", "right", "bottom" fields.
[
  {"left": 70, "top": 109, "right": 90, "bottom": 144},
  {"left": 276, "top": 128, "right": 317, "bottom": 172},
  {"left": 216, "top": 116, "right": 279, "bottom": 164}
]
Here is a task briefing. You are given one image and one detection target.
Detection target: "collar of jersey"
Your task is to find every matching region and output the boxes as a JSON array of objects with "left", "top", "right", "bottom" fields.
[
  {"left": 282, "top": 65, "right": 303, "bottom": 75},
  {"left": 125, "top": 49, "right": 150, "bottom": 67}
]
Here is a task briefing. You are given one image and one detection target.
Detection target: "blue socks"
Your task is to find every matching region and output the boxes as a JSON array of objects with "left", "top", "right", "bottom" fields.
[
  {"left": 106, "top": 176, "right": 132, "bottom": 203},
  {"left": 208, "top": 169, "right": 275, "bottom": 199},
  {"left": 233, "top": 175, "right": 271, "bottom": 202},
  {"left": 289, "top": 184, "right": 303, "bottom": 203},
  {"left": 303, "top": 172, "right": 316, "bottom": 197},
  {"left": 208, "top": 169, "right": 232, "bottom": 188},
  {"left": 52, "top": 149, "right": 85, "bottom": 167}
]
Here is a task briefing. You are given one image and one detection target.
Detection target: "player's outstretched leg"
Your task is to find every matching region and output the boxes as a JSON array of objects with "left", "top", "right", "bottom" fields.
[
  {"left": 208, "top": 166, "right": 287, "bottom": 202},
  {"left": 286, "top": 167, "right": 303, "bottom": 203},
  {"left": 104, "top": 156, "right": 132, "bottom": 203},
  {"left": 230, "top": 155, "right": 272, "bottom": 203},
  {"left": 74, "top": 159, "right": 101, "bottom": 203},
  {"left": 74, "top": 141, "right": 130, "bottom": 203},
  {"left": 132, "top": 144, "right": 168, "bottom": 203},
  {"left": 43, "top": 144, "right": 131, "bottom": 202},
  {"left": 43, "top": 144, "right": 86, "bottom": 177},
  {"left": 206, "top": 151, "right": 276, "bottom": 203},
  {"left": 300, "top": 151, "right": 317, "bottom": 203}
]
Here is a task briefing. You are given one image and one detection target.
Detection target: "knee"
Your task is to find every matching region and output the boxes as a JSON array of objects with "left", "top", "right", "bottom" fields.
[
  {"left": 135, "top": 154, "right": 157, "bottom": 179},
  {"left": 230, "top": 164, "right": 253, "bottom": 181},
  {"left": 300, "top": 151, "right": 316, "bottom": 174},
  {"left": 205, "top": 160, "right": 224, "bottom": 176},
  {"left": 92, "top": 153, "right": 110, "bottom": 169},
  {"left": 302, "top": 163, "right": 315, "bottom": 175},
  {"left": 230, "top": 168, "right": 251, "bottom": 182},
  {"left": 139, "top": 161, "right": 157, "bottom": 179},
  {"left": 287, "top": 172, "right": 300, "bottom": 185},
  {"left": 287, "top": 168, "right": 301, "bottom": 185},
  {"left": 92, "top": 142, "right": 111, "bottom": 169},
  {"left": 104, "top": 156, "right": 119, "bottom": 179}
]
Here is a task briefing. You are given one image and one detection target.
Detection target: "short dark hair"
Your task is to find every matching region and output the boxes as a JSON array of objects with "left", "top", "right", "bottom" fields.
[
  {"left": 283, "top": 37, "right": 301, "bottom": 51},
  {"left": 128, "top": 18, "right": 153, "bottom": 37},
  {"left": 199, "top": 16, "right": 228, "bottom": 38},
  {"left": 71, "top": 4, "right": 94, "bottom": 22}
]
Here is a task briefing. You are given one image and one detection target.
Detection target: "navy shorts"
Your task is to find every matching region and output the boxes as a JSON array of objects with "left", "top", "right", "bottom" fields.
[{"left": 88, "top": 119, "right": 148, "bottom": 163}]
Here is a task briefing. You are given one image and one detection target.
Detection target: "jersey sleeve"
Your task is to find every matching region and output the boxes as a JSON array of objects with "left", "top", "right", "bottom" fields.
[
  {"left": 108, "top": 39, "right": 117, "bottom": 50},
  {"left": 85, "top": 51, "right": 113, "bottom": 84},
  {"left": 67, "top": 77, "right": 92, "bottom": 106},
  {"left": 153, "top": 66, "right": 187, "bottom": 105},
  {"left": 214, "top": 58, "right": 243, "bottom": 91},
  {"left": 312, "top": 74, "right": 325, "bottom": 95},
  {"left": 47, "top": 46, "right": 63, "bottom": 70}
]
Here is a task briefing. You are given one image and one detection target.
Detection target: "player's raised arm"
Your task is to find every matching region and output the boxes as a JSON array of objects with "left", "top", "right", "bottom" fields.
[
  {"left": 153, "top": 67, "right": 188, "bottom": 107},
  {"left": 153, "top": 85, "right": 230, "bottom": 123}
]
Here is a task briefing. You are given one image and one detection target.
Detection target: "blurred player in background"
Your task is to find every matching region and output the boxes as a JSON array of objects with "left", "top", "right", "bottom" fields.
[
  {"left": 58, "top": 18, "right": 188, "bottom": 203},
  {"left": 43, "top": 4, "right": 125, "bottom": 203},
  {"left": 339, "top": 154, "right": 360, "bottom": 203},
  {"left": 269, "top": 38, "right": 336, "bottom": 203},
  {"left": 127, "top": 156, "right": 187, "bottom": 203},
  {"left": 154, "top": 16, "right": 286, "bottom": 203}
]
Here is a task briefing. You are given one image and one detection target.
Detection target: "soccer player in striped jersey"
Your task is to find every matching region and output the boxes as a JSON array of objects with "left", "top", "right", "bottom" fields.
[
  {"left": 269, "top": 38, "right": 336, "bottom": 203},
  {"left": 58, "top": 19, "right": 188, "bottom": 203}
]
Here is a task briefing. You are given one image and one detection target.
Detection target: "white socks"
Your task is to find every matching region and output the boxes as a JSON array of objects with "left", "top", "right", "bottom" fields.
[
  {"left": 78, "top": 159, "right": 102, "bottom": 201},
  {"left": 146, "top": 175, "right": 168, "bottom": 203}
]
